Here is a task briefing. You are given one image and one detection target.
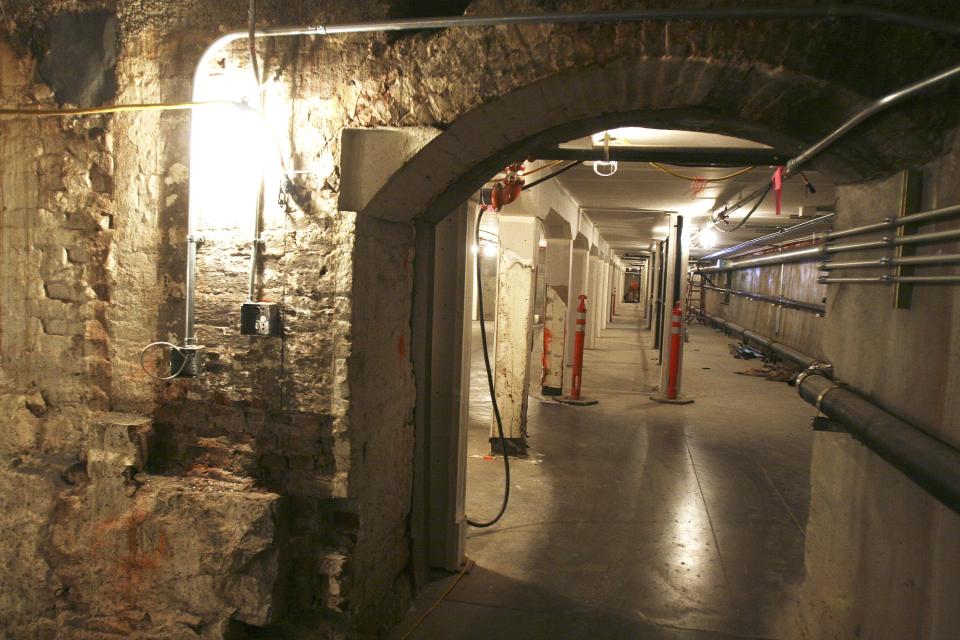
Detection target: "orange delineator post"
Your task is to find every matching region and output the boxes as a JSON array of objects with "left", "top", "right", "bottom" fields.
[
  {"left": 666, "top": 302, "right": 683, "bottom": 399},
  {"left": 570, "top": 295, "right": 588, "bottom": 399}
]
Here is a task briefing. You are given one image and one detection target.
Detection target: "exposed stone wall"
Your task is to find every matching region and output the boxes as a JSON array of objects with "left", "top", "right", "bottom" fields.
[{"left": 2, "top": 0, "right": 960, "bottom": 637}]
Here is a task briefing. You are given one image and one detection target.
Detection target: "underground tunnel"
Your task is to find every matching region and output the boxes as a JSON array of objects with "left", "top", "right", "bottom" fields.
[{"left": 0, "top": 2, "right": 959, "bottom": 639}]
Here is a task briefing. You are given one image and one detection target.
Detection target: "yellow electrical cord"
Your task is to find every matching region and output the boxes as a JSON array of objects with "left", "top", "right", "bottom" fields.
[
  {"left": 399, "top": 558, "right": 475, "bottom": 640},
  {"left": 0, "top": 100, "right": 242, "bottom": 117},
  {"left": 649, "top": 161, "right": 755, "bottom": 182}
]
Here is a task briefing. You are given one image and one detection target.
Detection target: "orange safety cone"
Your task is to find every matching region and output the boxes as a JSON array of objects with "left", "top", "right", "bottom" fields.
[
  {"left": 652, "top": 302, "right": 694, "bottom": 404},
  {"left": 557, "top": 295, "right": 598, "bottom": 406}
]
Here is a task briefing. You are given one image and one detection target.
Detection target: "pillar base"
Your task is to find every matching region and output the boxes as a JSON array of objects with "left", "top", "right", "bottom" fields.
[
  {"left": 540, "top": 386, "right": 562, "bottom": 397},
  {"left": 556, "top": 396, "right": 599, "bottom": 406},
  {"left": 650, "top": 394, "right": 695, "bottom": 405},
  {"left": 490, "top": 437, "right": 527, "bottom": 456}
]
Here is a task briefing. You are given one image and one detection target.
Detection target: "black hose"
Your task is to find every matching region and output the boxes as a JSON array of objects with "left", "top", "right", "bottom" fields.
[
  {"left": 716, "top": 182, "right": 772, "bottom": 233},
  {"left": 248, "top": 0, "right": 261, "bottom": 86},
  {"left": 467, "top": 206, "right": 510, "bottom": 528},
  {"left": 521, "top": 161, "right": 582, "bottom": 190}
]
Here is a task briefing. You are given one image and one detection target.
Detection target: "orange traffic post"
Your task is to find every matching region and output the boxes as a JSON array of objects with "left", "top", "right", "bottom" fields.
[
  {"left": 557, "top": 295, "right": 598, "bottom": 406},
  {"left": 666, "top": 302, "right": 682, "bottom": 398},
  {"left": 652, "top": 301, "right": 694, "bottom": 404}
]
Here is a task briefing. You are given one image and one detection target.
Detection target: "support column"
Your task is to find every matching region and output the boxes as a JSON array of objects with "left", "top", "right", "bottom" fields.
[
  {"left": 585, "top": 251, "right": 600, "bottom": 349},
  {"left": 541, "top": 238, "right": 571, "bottom": 396},
  {"left": 491, "top": 216, "right": 538, "bottom": 454},
  {"left": 655, "top": 214, "right": 692, "bottom": 403},
  {"left": 564, "top": 240, "right": 589, "bottom": 386},
  {"left": 598, "top": 260, "right": 608, "bottom": 331}
]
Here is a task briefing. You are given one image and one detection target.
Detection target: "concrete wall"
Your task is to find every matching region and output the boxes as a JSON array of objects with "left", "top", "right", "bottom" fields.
[
  {"left": 706, "top": 143, "right": 960, "bottom": 639},
  {"left": 795, "top": 142, "right": 960, "bottom": 640},
  {"left": 704, "top": 260, "right": 828, "bottom": 361}
]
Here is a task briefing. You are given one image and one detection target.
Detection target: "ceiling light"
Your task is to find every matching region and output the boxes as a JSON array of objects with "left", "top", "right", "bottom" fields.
[
  {"left": 593, "top": 160, "right": 618, "bottom": 177},
  {"left": 699, "top": 228, "right": 719, "bottom": 249},
  {"left": 592, "top": 131, "right": 618, "bottom": 177}
]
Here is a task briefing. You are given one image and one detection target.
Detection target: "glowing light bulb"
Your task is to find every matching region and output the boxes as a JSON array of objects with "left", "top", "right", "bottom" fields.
[{"left": 699, "top": 228, "right": 719, "bottom": 249}]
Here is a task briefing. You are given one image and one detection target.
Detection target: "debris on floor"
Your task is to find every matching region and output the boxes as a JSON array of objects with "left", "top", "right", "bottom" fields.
[
  {"left": 730, "top": 343, "right": 764, "bottom": 359},
  {"left": 736, "top": 364, "right": 797, "bottom": 383}
]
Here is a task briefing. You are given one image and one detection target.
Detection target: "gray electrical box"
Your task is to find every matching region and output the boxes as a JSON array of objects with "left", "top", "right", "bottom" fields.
[{"left": 240, "top": 302, "right": 282, "bottom": 337}]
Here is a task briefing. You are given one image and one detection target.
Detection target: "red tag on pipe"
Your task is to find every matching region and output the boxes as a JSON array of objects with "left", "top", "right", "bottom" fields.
[{"left": 772, "top": 167, "right": 784, "bottom": 215}]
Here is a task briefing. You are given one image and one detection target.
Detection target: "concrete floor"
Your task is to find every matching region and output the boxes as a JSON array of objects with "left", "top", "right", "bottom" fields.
[{"left": 391, "top": 303, "right": 817, "bottom": 639}]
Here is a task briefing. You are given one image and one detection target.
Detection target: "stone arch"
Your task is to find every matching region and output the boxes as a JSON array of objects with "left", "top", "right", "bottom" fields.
[{"left": 361, "top": 54, "right": 941, "bottom": 225}]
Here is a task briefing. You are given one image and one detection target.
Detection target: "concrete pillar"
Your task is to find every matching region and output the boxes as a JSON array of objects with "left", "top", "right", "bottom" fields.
[
  {"left": 657, "top": 214, "right": 691, "bottom": 400},
  {"left": 541, "top": 238, "right": 571, "bottom": 396},
  {"left": 564, "top": 241, "right": 589, "bottom": 383},
  {"left": 491, "top": 216, "right": 538, "bottom": 453},
  {"left": 585, "top": 252, "right": 600, "bottom": 349}
]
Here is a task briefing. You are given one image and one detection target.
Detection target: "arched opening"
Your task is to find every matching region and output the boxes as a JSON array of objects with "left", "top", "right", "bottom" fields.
[{"left": 356, "top": 55, "right": 868, "bottom": 637}]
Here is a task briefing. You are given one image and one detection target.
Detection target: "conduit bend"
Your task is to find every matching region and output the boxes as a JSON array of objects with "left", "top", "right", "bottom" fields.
[{"left": 180, "top": 5, "right": 960, "bottom": 349}]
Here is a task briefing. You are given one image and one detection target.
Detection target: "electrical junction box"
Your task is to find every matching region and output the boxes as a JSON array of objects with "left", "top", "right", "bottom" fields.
[
  {"left": 241, "top": 302, "right": 282, "bottom": 337},
  {"left": 170, "top": 345, "right": 204, "bottom": 378}
]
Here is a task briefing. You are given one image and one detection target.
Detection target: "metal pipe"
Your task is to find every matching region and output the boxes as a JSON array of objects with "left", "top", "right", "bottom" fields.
[
  {"left": 701, "top": 225, "right": 960, "bottom": 273},
  {"left": 819, "top": 252, "right": 960, "bottom": 270},
  {"left": 819, "top": 274, "right": 960, "bottom": 284},
  {"left": 825, "top": 202, "right": 960, "bottom": 240},
  {"left": 714, "top": 58, "right": 960, "bottom": 221},
  {"left": 700, "top": 311, "right": 826, "bottom": 370},
  {"left": 785, "top": 62, "right": 960, "bottom": 176},
  {"left": 798, "top": 373, "right": 960, "bottom": 515},
  {"left": 702, "top": 284, "right": 825, "bottom": 313},
  {"left": 534, "top": 146, "right": 787, "bottom": 166},
  {"left": 181, "top": 7, "right": 960, "bottom": 346},
  {"left": 700, "top": 214, "right": 835, "bottom": 261},
  {"left": 699, "top": 245, "right": 826, "bottom": 272}
]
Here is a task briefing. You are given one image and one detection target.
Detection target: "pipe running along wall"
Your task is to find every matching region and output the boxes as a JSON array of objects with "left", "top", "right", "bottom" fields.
[
  {"left": 699, "top": 202, "right": 960, "bottom": 273},
  {"left": 700, "top": 284, "right": 825, "bottom": 314},
  {"left": 180, "top": 7, "right": 960, "bottom": 350},
  {"left": 698, "top": 311, "right": 960, "bottom": 515}
]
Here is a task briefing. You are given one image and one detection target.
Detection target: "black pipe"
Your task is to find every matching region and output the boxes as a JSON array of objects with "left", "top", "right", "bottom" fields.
[
  {"left": 700, "top": 311, "right": 826, "bottom": 371},
  {"left": 655, "top": 241, "right": 667, "bottom": 356},
  {"left": 521, "top": 161, "right": 581, "bottom": 190},
  {"left": 672, "top": 216, "right": 684, "bottom": 307},
  {"left": 799, "top": 374, "right": 960, "bottom": 515},
  {"left": 533, "top": 146, "right": 787, "bottom": 166},
  {"left": 701, "top": 283, "right": 826, "bottom": 314}
]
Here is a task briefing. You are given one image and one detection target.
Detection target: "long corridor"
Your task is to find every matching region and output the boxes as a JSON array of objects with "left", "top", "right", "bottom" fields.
[{"left": 392, "top": 304, "right": 817, "bottom": 639}]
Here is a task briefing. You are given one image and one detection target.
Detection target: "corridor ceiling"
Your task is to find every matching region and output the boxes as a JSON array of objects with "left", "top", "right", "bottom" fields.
[{"left": 556, "top": 128, "right": 836, "bottom": 260}]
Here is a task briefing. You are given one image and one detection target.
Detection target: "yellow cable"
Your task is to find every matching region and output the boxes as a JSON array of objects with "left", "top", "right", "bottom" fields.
[
  {"left": 399, "top": 558, "right": 475, "bottom": 640},
  {"left": 0, "top": 100, "right": 242, "bottom": 117},
  {"left": 649, "top": 161, "right": 755, "bottom": 182}
]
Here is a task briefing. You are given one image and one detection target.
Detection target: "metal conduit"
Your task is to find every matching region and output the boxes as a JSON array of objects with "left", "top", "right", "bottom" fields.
[
  {"left": 702, "top": 285, "right": 825, "bottom": 314},
  {"left": 798, "top": 374, "right": 960, "bottom": 515},
  {"left": 825, "top": 202, "right": 960, "bottom": 240},
  {"left": 699, "top": 224, "right": 960, "bottom": 273},
  {"left": 700, "top": 214, "right": 835, "bottom": 261},
  {"left": 181, "top": 6, "right": 960, "bottom": 346},
  {"left": 820, "top": 252, "right": 960, "bottom": 270},
  {"left": 819, "top": 275, "right": 960, "bottom": 284}
]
